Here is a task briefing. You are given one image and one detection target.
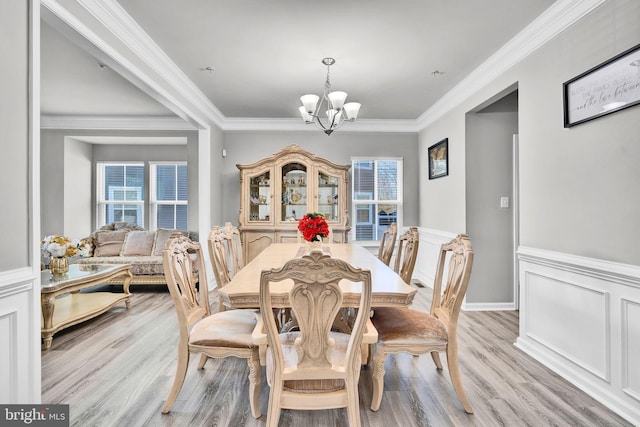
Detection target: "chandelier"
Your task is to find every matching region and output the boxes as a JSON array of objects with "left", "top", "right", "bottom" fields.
[{"left": 298, "top": 58, "right": 361, "bottom": 135}]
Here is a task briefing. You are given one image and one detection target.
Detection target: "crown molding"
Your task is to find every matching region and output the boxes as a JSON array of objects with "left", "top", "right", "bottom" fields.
[
  {"left": 78, "top": 0, "right": 225, "bottom": 128},
  {"left": 416, "top": 0, "right": 607, "bottom": 130},
  {"left": 42, "top": 0, "right": 605, "bottom": 134},
  {"left": 40, "top": 115, "right": 196, "bottom": 130},
  {"left": 223, "top": 118, "right": 421, "bottom": 133},
  {"left": 42, "top": 0, "right": 217, "bottom": 130},
  {"left": 40, "top": 115, "right": 420, "bottom": 133}
]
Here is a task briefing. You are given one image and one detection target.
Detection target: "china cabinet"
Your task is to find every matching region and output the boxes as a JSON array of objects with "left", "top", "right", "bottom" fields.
[{"left": 237, "top": 144, "right": 351, "bottom": 262}]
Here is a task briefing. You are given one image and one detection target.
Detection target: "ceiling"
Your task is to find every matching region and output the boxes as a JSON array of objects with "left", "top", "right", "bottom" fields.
[{"left": 40, "top": 0, "right": 556, "bottom": 123}]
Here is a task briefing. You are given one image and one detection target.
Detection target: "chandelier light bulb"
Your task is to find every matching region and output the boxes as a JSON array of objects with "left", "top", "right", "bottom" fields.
[
  {"left": 300, "top": 94, "right": 319, "bottom": 114},
  {"left": 299, "top": 106, "right": 313, "bottom": 123},
  {"left": 343, "top": 102, "right": 361, "bottom": 121},
  {"left": 327, "top": 91, "right": 347, "bottom": 110}
]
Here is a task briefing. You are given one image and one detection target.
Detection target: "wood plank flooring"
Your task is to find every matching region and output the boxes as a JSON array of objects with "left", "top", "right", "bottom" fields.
[{"left": 41, "top": 284, "right": 632, "bottom": 427}]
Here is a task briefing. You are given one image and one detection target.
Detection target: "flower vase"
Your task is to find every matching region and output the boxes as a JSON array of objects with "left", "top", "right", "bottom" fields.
[
  {"left": 50, "top": 256, "right": 69, "bottom": 276},
  {"left": 305, "top": 238, "right": 323, "bottom": 254}
]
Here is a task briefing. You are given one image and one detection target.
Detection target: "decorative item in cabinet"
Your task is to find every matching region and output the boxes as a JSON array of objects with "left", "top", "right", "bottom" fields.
[
  {"left": 317, "top": 172, "right": 340, "bottom": 221},
  {"left": 237, "top": 144, "right": 351, "bottom": 262},
  {"left": 248, "top": 171, "right": 271, "bottom": 222},
  {"left": 281, "top": 163, "right": 307, "bottom": 222}
]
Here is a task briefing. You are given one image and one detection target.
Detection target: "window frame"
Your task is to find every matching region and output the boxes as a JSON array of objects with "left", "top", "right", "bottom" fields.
[
  {"left": 96, "top": 162, "right": 145, "bottom": 228},
  {"left": 350, "top": 157, "right": 403, "bottom": 244},
  {"left": 149, "top": 161, "right": 188, "bottom": 230}
]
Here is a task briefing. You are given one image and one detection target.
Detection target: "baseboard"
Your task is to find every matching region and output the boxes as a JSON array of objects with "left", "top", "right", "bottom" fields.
[{"left": 462, "top": 302, "right": 516, "bottom": 311}]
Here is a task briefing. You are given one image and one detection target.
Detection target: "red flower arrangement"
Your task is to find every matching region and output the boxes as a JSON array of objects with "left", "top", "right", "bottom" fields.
[{"left": 297, "top": 212, "right": 329, "bottom": 242}]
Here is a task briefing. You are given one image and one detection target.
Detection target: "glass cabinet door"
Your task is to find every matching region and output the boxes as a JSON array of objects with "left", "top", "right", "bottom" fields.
[
  {"left": 248, "top": 171, "right": 271, "bottom": 222},
  {"left": 317, "top": 172, "right": 340, "bottom": 222},
  {"left": 281, "top": 162, "right": 307, "bottom": 222}
]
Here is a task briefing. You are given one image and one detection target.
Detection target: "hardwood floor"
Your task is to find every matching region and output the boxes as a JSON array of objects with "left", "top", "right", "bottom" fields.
[{"left": 41, "top": 284, "right": 631, "bottom": 427}]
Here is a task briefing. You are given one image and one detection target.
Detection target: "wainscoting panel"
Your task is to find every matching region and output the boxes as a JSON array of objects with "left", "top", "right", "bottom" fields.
[
  {"left": 516, "top": 247, "right": 640, "bottom": 425},
  {"left": 523, "top": 271, "right": 609, "bottom": 380},
  {"left": 621, "top": 298, "right": 640, "bottom": 403},
  {"left": 0, "top": 268, "right": 39, "bottom": 403},
  {"left": 0, "top": 307, "right": 18, "bottom": 403},
  {"left": 412, "top": 228, "right": 457, "bottom": 288}
]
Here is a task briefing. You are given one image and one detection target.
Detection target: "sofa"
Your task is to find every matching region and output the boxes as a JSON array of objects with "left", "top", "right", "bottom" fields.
[{"left": 74, "top": 222, "right": 199, "bottom": 286}]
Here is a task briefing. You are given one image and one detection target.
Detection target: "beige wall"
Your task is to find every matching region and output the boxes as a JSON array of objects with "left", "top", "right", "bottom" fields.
[{"left": 419, "top": 0, "right": 640, "bottom": 265}]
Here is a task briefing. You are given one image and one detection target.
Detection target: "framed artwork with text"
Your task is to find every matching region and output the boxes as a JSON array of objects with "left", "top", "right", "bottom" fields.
[{"left": 563, "top": 43, "right": 640, "bottom": 127}]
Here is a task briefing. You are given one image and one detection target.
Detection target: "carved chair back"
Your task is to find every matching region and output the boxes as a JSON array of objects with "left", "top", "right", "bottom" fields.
[
  {"left": 393, "top": 226, "right": 419, "bottom": 284},
  {"left": 223, "top": 222, "right": 244, "bottom": 275},
  {"left": 377, "top": 222, "right": 398, "bottom": 266},
  {"left": 208, "top": 226, "right": 233, "bottom": 289},
  {"left": 163, "top": 233, "right": 210, "bottom": 335},
  {"left": 431, "top": 233, "right": 474, "bottom": 331}
]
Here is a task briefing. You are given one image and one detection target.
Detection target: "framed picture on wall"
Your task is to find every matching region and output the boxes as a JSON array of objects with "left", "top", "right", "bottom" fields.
[
  {"left": 563, "top": 43, "right": 640, "bottom": 127},
  {"left": 428, "top": 138, "right": 448, "bottom": 180}
]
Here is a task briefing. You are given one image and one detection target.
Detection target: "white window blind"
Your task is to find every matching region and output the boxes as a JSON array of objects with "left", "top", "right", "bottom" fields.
[
  {"left": 150, "top": 163, "right": 188, "bottom": 230},
  {"left": 351, "top": 158, "right": 402, "bottom": 241},
  {"left": 96, "top": 163, "right": 145, "bottom": 227}
]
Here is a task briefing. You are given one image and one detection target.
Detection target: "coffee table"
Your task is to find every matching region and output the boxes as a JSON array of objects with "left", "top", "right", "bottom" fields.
[{"left": 40, "top": 263, "right": 133, "bottom": 350}]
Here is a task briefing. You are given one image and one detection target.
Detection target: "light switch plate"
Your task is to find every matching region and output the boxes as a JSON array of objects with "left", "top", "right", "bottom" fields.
[{"left": 500, "top": 196, "right": 510, "bottom": 208}]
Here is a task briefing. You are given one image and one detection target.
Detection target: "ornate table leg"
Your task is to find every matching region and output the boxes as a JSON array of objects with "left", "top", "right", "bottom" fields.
[
  {"left": 122, "top": 269, "right": 133, "bottom": 309},
  {"left": 41, "top": 293, "right": 56, "bottom": 350}
]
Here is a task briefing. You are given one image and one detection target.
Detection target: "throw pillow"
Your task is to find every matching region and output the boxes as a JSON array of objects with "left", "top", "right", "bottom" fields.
[
  {"left": 120, "top": 230, "right": 155, "bottom": 256},
  {"left": 152, "top": 228, "right": 184, "bottom": 256},
  {"left": 93, "top": 230, "right": 129, "bottom": 257}
]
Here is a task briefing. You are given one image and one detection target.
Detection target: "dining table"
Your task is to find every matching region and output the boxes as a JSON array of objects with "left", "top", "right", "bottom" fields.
[
  {"left": 219, "top": 242, "right": 416, "bottom": 366},
  {"left": 218, "top": 242, "right": 416, "bottom": 309}
]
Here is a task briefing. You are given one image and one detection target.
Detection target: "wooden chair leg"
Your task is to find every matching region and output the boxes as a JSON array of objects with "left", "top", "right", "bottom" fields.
[
  {"left": 446, "top": 347, "right": 473, "bottom": 414},
  {"left": 247, "top": 350, "right": 262, "bottom": 419},
  {"left": 431, "top": 351, "right": 443, "bottom": 370},
  {"left": 370, "top": 347, "right": 387, "bottom": 411},
  {"left": 162, "top": 345, "right": 190, "bottom": 413},
  {"left": 345, "top": 377, "right": 361, "bottom": 426},
  {"left": 197, "top": 354, "right": 208, "bottom": 369},
  {"left": 266, "top": 380, "right": 283, "bottom": 427}
]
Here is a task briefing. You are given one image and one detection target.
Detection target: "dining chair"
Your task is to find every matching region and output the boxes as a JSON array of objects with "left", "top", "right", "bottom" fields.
[
  {"left": 377, "top": 222, "right": 398, "bottom": 266},
  {"left": 369, "top": 233, "right": 474, "bottom": 414},
  {"left": 259, "top": 251, "right": 373, "bottom": 427},
  {"left": 208, "top": 226, "right": 234, "bottom": 310},
  {"left": 223, "top": 222, "right": 245, "bottom": 275},
  {"left": 393, "top": 226, "right": 419, "bottom": 284},
  {"left": 161, "top": 233, "right": 261, "bottom": 417}
]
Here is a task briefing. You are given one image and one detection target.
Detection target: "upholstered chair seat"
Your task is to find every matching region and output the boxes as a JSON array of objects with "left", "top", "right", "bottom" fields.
[
  {"left": 371, "top": 307, "right": 448, "bottom": 347},
  {"left": 189, "top": 309, "right": 258, "bottom": 348}
]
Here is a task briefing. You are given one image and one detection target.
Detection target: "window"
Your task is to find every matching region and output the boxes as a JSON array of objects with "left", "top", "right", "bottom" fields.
[
  {"left": 351, "top": 158, "right": 402, "bottom": 242},
  {"left": 150, "top": 163, "right": 188, "bottom": 230},
  {"left": 97, "top": 163, "right": 145, "bottom": 227}
]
